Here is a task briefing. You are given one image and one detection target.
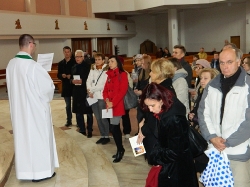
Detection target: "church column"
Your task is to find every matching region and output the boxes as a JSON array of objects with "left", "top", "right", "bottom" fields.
[
  {"left": 60, "top": 0, "right": 70, "bottom": 16},
  {"left": 91, "top": 38, "right": 97, "bottom": 52},
  {"left": 112, "top": 38, "right": 117, "bottom": 55},
  {"left": 168, "top": 9, "right": 179, "bottom": 51},
  {"left": 25, "top": 0, "right": 36, "bottom": 13},
  {"left": 246, "top": 1, "right": 250, "bottom": 53},
  {"left": 179, "top": 11, "right": 185, "bottom": 47}
]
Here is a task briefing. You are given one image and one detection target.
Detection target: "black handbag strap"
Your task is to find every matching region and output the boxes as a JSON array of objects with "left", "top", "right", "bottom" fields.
[{"left": 95, "top": 70, "right": 104, "bottom": 86}]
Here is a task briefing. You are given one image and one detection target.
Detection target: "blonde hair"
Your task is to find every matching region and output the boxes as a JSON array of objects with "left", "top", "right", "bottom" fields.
[
  {"left": 139, "top": 54, "right": 151, "bottom": 81},
  {"left": 199, "top": 68, "right": 220, "bottom": 79},
  {"left": 150, "top": 59, "right": 175, "bottom": 81}
]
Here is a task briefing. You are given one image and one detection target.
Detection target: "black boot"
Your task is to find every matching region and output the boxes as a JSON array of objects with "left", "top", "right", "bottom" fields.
[
  {"left": 112, "top": 147, "right": 125, "bottom": 158},
  {"left": 111, "top": 124, "right": 124, "bottom": 162},
  {"left": 113, "top": 148, "right": 125, "bottom": 163}
]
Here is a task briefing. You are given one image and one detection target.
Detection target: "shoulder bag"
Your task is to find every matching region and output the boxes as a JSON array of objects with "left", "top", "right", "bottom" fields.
[
  {"left": 119, "top": 73, "right": 138, "bottom": 110},
  {"left": 188, "top": 122, "right": 208, "bottom": 158}
]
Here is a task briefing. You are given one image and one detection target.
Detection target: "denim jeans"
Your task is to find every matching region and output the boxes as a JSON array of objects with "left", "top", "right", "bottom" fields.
[{"left": 64, "top": 97, "right": 72, "bottom": 123}]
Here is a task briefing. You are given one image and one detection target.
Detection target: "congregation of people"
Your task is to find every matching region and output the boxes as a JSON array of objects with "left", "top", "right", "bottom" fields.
[{"left": 6, "top": 34, "right": 250, "bottom": 186}]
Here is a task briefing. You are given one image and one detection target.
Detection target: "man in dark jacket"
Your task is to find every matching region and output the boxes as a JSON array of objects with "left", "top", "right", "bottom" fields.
[
  {"left": 57, "top": 46, "right": 75, "bottom": 127},
  {"left": 172, "top": 45, "right": 192, "bottom": 88},
  {"left": 210, "top": 52, "right": 221, "bottom": 72},
  {"left": 71, "top": 50, "right": 93, "bottom": 138}
]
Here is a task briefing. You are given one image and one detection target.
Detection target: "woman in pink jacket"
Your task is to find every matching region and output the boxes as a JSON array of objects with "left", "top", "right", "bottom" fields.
[{"left": 103, "top": 55, "right": 128, "bottom": 163}]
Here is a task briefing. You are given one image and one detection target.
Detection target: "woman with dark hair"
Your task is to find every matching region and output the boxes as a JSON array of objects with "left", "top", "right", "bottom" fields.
[
  {"left": 162, "top": 47, "right": 172, "bottom": 58},
  {"left": 140, "top": 83, "right": 198, "bottom": 187},
  {"left": 137, "top": 59, "right": 176, "bottom": 162},
  {"left": 242, "top": 56, "right": 250, "bottom": 75},
  {"left": 103, "top": 55, "right": 128, "bottom": 163}
]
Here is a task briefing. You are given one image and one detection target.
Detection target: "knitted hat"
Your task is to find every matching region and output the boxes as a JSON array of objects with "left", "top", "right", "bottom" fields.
[
  {"left": 135, "top": 54, "right": 143, "bottom": 59},
  {"left": 196, "top": 59, "right": 211, "bottom": 68}
]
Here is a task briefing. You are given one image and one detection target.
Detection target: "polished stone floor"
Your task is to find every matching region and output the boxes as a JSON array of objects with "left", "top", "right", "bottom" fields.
[{"left": 0, "top": 87, "right": 151, "bottom": 187}]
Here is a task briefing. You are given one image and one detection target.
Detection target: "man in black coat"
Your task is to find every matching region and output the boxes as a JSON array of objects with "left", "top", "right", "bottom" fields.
[
  {"left": 71, "top": 50, "right": 93, "bottom": 138},
  {"left": 57, "top": 46, "right": 76, "bottom": 127}
]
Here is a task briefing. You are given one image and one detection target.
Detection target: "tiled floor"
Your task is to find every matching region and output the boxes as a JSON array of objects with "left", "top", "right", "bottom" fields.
[{"left": 0, "top": 87, "right": 151, "bottom": 187}]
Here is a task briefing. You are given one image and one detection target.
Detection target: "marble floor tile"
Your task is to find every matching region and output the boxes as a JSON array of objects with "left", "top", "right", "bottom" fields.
[{"left": 1, "top": 94, "right": 150, "bottom": 187}]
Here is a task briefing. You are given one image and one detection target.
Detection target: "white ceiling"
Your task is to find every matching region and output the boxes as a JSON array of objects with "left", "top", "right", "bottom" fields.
[{"left": 107, "top": 0, "right": 247, "bottom": 16}]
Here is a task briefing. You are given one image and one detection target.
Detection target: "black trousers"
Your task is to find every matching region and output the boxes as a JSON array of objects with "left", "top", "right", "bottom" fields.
[
  {"left": 121, "top": 109, "right": 131, "bottom": 134},
  {"left": 111, "top": 124, "right": 123, "bottom": 151}
]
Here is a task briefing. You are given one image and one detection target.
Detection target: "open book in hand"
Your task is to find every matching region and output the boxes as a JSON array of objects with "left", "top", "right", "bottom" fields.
[{"left": 129, "top": 135, "right": 146, "bottom": 157}]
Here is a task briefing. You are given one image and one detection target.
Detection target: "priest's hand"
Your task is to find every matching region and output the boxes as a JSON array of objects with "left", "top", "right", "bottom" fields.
[
  {"left": 66, "top": 74, "right": 71, "bottom": 79},
  {"left": 62, "top": 74, "right": 66, "bottom": 78}
]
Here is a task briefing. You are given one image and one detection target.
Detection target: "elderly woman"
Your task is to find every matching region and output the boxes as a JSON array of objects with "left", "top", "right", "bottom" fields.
[
  {"left": 141, "top": 83, "right": 198, "bottom": 187},
  {"left": 137, "top": 59, "right": 176, "bottom": 162},
  {"left": 103, "top": 55, "right": 128, "bottom": 163}
]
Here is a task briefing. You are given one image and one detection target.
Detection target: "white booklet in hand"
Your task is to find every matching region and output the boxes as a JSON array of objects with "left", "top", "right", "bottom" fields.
[
  {"left": 86, "top": 97, "right": 98, "bottom": 106},
  {"left": 73, "top": 75, "right": 81, "bottom": 85},
  {"left": 102, "top": 109, "right": 113, "bottom": 118},
  {"left": 37, "top": 53, "right": 54, "bottom": 71},
  {"left": 129, "top": 135, "right": 146, "bottom": 157}
]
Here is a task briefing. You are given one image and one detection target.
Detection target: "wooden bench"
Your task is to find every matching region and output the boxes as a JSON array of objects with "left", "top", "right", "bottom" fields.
[{"left": 48, "top": 70, "right": 62, "bottom": 93}]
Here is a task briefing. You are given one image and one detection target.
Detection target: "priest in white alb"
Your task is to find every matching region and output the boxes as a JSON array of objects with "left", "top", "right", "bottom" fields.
[{"left": 6, "top": 34, "right": 59, "bottom": 182}]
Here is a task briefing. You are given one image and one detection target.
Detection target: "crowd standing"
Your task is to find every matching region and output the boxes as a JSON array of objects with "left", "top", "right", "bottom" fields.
[{"left": 7, "top": 34, "right": 250, "bottom": 186}]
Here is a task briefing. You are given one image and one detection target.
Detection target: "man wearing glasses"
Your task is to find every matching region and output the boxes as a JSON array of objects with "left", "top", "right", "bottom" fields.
[
  {"left": 198, "top": 48, "right": 250, "bottom": 187},
  {"left": 6, "top": 34, "right": 59, "bottom": 182}
]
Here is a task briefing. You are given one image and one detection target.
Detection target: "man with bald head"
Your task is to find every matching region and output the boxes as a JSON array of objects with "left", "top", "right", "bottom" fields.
[{"left": 198, "top": 48, "right": 250, "bottom": 187}]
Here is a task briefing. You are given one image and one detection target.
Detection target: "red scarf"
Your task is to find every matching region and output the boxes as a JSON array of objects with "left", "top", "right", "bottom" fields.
[{"left": 153, "top": 110, "right": 163, "bottom": 120}]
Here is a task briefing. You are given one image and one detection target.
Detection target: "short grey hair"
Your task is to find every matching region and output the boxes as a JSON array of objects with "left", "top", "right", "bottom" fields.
[
  {"left": 233, "top": 48, "right": 243, "bottom": 60},
  {"left": 75, "top": 50, "right": 84, "bottom": 56}
]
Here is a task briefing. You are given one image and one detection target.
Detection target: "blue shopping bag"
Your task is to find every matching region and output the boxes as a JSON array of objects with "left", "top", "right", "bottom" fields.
[{"left": 199, "top": 148, "right": 234, "bottom": 187}]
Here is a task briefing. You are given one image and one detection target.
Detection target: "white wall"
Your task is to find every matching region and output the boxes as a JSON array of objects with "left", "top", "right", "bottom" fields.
[
  {"left": 183, "top": 3, "right": 246, "bottom": 52},
  {"left": 0, "top": 40, "right": 19, "bottom": 69},
  {"left": 117, "top": 38, "right": 128, "bottom": 56},
  {"left": 38, "top": 39, "right": 66, "bottom": 63},
  {"left": 128, "top": 15, "right": 157, "bottom": 56},
  {"left": 155, "top": 13, "right": 169, "bottom": 51},
  {"left": 246, "top": 1, "right": 250, "bottom": 53}
]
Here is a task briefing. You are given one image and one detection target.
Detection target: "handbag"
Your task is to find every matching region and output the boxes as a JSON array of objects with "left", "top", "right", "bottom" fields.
[
  {"left": 124, "top": 86, "right": 138, "bottom": 110},
  {"left": 188, "top": 123, "right": 208, "bottom": 158},
  {"left": 119, "top": 73, "right": 138, "bottom": 110},
  {"left": 145, "top": 165, "right": 162, "bottom": 187},
  {"left": 199, "top": 148, "right": 234, "bottom": 187}
]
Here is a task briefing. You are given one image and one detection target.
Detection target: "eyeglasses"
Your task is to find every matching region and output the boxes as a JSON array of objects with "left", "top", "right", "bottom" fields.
[
  {"left": 75, "top": 56, "right": 83, "bottom": 58},
  {"left": 219, "top": 61, "right": 234, "bottom": 65},
  {"left": 29, "top": 42, "right": 36, "bottom": 46}
]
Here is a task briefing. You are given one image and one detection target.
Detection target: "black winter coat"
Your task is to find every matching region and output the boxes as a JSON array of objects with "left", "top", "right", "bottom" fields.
[
  {"left": 71, "top": 61, "right": 92, "bottom": 114},
  {"left": 149, "top": 99, "right": 198, "bottom": 187},
  {"left": 57, "top": 58, "right": 75, "bottom": 97},
  {"left": 141, "top": 78, "right": 176, "bottom": 161}
]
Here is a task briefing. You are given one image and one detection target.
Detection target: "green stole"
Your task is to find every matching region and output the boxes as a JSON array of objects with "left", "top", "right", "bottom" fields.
[{"left": 15, "top": 55, "right": 32, "bottom": 59}]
